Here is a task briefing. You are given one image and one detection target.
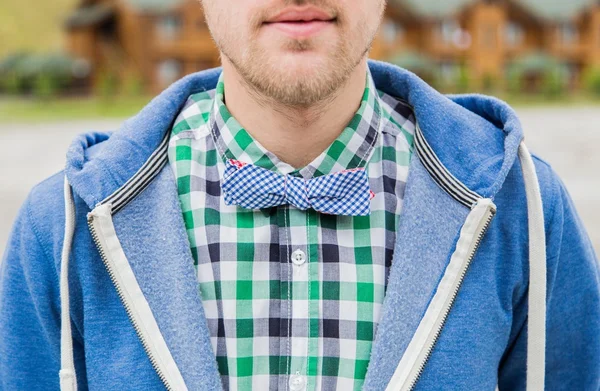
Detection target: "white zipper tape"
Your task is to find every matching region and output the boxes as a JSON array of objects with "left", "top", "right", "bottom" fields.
[
  {"left": 386, "top": 199, "right": 496, "bottom": 391},
  {"left": 89, "top": 204, "right": 188, "bottom": 391}
]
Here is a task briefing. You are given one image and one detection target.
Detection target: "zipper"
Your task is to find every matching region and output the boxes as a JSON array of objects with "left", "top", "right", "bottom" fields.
[
  {"left": 87, "top": 203, "right": 174, "bottom": 391},
  {"left": 403, "top": 200, "right": 496, "bottom": 391}
]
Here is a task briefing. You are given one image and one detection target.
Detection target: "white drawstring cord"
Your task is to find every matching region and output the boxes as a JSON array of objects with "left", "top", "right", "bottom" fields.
[
  {"left": 518, "top": 142, "right": 547, "bottom": 390},
  {"left": 60, "top": 176, "right": 78, "bottom": 391}
]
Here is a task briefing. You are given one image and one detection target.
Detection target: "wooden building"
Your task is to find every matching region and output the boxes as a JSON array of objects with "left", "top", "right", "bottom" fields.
[
  {"left": 65, "top": 0, "right": 600, "bottom": 93},
  {"left": 372, "top": 0, "right": 600, "bottom": 90},
  {"left": 65, "top": 0, "right": 219, "bottom": 92}
]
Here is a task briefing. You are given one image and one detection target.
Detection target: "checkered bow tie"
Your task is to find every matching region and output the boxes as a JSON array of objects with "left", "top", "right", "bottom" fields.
[{"left": 221, "top": 159, "right": 373, "bottom": 216}]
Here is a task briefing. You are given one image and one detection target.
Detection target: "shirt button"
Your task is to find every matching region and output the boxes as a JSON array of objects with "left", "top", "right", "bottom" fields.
[
  {"left": 289, "top": 374, "right": 306, "bottom": 391},
  {"left": 291, "top": 249, "right": 306, "bottom": 265}
]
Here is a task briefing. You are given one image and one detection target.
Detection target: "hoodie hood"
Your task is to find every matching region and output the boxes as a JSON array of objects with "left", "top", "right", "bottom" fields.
[{"left": 65, "top": 61, "right": 523, "bottom": 211}]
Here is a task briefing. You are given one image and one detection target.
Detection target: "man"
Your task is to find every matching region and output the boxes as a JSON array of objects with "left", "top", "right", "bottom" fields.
[{"left": 1, "top": 0, "right": 599, "bottom": 390}]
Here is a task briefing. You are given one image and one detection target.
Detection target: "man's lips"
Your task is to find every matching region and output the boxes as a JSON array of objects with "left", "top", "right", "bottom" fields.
[
  {"left": 266, "top": 8, "right": 335, "bottom": 23},
  {"left": 263, "top": 7, "right": 336, "bottom": 39}
]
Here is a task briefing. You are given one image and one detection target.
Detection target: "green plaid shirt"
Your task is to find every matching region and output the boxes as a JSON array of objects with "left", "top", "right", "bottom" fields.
[{"left": 168, "top": 70, "right": 415, "bottom": 390}]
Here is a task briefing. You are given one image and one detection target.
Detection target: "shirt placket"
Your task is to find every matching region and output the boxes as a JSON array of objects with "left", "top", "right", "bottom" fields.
[{"left": 278, "top": 205, "right": 319, "bottom": 391}]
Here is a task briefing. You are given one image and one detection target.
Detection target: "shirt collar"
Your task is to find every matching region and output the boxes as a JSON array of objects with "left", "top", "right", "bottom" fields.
[{"left": 209, "top": 69, "right": 383, "bottom": 179}]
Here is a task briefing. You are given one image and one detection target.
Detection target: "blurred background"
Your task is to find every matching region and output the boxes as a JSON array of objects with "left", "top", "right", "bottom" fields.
[{"left": 1, "top": 0, "right": 599, "bottom": 255}]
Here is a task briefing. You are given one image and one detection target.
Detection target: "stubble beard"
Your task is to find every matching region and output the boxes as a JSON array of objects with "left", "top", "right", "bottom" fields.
[{"left": 217, "top": 17, "right": 375, "bottom": 109}]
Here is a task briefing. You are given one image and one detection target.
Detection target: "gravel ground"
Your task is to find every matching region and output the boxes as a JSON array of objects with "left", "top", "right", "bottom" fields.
[{"left": 1, "top": 107, "right": 599, "bottom": 257}]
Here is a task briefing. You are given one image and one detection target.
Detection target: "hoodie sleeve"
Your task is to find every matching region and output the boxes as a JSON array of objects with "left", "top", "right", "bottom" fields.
[
  {"left": 498, "top": 161, "right": 600, "bottom": 390},
  {"left": 0, "top": 180, "right": 87, "bottom": 390}
]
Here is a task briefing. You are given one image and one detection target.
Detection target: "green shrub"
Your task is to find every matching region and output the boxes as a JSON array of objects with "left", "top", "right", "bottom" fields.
[
  {"left": 426, "top": 73, "right": 444, "bottom": 93},
  {"left": 455, "top": 64, "right": 470, "bottom": 93},
  {"left": 542, "top": 68, "right": 566, "bottom": 99},
  {"left": 0, "top": 53, "right": 28, "bottom": 94},
  {"left": 0, "top": 73, "right": 24, "bottom": 94},
  {"left": 33, "top": 73, "right": 59, "bottom": 100},
  {"left": 506, "top": 67, "right": 524, "bottom": 94},
  {"left": 0, "top": 52, "right": 75, "bottom": 96},
  {"left": 481, "top": 73, "right": 496, "bottom": 94},
  {"left": 583, "top": 67, "right": 600, "bottom": 98},
  {"left": 507, "top": 76, "right": 522, "bottom": 94},
  {"left": 122, "top": 74, "right": 145, "bottom": 96},
  {"left": 97, "top": 70, "right": 119, "bottom": 101}
]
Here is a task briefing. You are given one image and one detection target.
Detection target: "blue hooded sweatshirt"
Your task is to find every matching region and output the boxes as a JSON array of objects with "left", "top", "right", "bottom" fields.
[{"left": 1, "top": 61, "right": 599, "bottom": 391}]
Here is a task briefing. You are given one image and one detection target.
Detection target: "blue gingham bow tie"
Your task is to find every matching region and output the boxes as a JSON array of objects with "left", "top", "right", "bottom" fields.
[{"left": 221, "top": 159, "right": 373, "bottom": 216}]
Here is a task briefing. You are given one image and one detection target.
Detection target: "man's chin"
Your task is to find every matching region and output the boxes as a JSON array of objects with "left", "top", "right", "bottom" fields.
[
  {"left": 264, "top": 66, "right": 331, "bottom": 91},
  {"left": 265, "top": 50, "right": 332, "bottom": 74},
  {"left": 251, "top": 64, "right": 348, "bottom": 107},
  {"left": 228, "top": 44, "right": 353, "bottom": 105}
]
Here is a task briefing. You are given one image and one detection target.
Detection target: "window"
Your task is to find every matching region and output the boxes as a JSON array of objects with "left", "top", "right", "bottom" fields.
[
  {"left": 559, "top": 23, "right": 578, "bottom": 45},
  {"left": 505, "top": 22, "right": 524, "bottom": 47},
  {"left": 157, "top": 15, "right": 182, "bottom": 40},
  {"left": 157, "top": 59, "right": 182, "bottom": 87},
  {"left": 439, "top": 20, "right": 459, "bottom": 45},
  {"left": 381, "top": 20, "right": 404, "bottom": 44}
]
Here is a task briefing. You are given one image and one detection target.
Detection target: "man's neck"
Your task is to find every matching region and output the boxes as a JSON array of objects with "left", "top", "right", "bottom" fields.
[{"left": 221, "top": 58, "right": 368, "bottom": 169}]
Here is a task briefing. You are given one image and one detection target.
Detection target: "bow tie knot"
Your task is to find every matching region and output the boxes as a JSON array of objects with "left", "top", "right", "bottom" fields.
[{"left": 221, "top": 160, "right": 372, "bottom": 216}]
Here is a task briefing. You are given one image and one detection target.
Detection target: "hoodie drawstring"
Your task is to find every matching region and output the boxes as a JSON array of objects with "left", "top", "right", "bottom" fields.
[
  {"left": 60, "top": 176, "right": 78, "bottom": 391},
  {"left": 518, "top": 142, "right": 547, "bottom": 390}
]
